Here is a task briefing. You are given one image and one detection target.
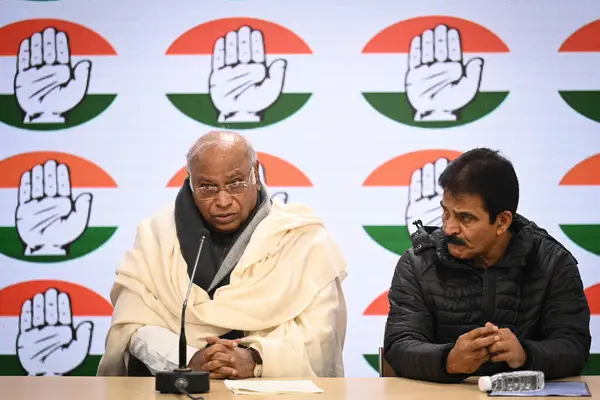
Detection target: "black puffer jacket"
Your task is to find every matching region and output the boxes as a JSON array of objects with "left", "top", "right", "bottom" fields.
[{"left": 383, "top": 214, "right": 591, "bottom": 383}]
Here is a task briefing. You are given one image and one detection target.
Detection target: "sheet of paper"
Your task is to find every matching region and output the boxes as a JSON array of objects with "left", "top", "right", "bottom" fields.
[
  {"left": 223, "top": 380, "right": 324, "bottom": 395},
  {"left": 489, "top": 381, "right": 591, "bottom": 397}
]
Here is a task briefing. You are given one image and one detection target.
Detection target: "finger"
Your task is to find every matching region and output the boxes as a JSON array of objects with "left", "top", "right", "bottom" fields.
[
  {"left": 473, "top": 347, "right": 489, "bottom": 359},
  {"left": 71, "top": 321, "right": 93, "bottom": 354},
  {"left": 57, "top": 291, "right": 72, "bottom": 325},
  {"left": 31, "top": 164, "right": 44, "bottom": 199},
  {"left": 69, "top": 60, "right": 91, "bottom": 98},
  {"left": 44, "top": 288, "right": 59, "bottom": 326},
  {"left": 471, "top": 334, "right": 500, "bottom": 350},
  {"left": 20, "top": 299, "right": 33, "bottom": 332},
  {"left": 408, "top": 36, "right": 421, "bottom": 69},
  {"left": 212, "top": 37, "right": 225, "bottom": 70},
  {"left": 264, "top": 58, "right": 286, "bottom": 92},
  {"left": 491, "top": 351, "right": 512, "bottom": 363},
  {"left": 206, "top": 352, "right": 231, "bottom": 363},
  {"left": 237, "top": 26, "right": 251, "bottom": 63},
  {"left": 466, "top": 325, "right": 498, "bottom": 340},
  {"left": 17, "top": 38, "right": 30, "bottom": 72},
  {"left": 56, "top": 164, "right": 71, "bottom": 197},
  {"left": 55, "top": 31, "right": 70, "bottom": 64},
  {"left": 214, "top": 366, "right": 237, "bottom": 378},
  {"left": 434, "top": 158, "right": 448, "bottom": 195},
  {"left": 421, "top": 29, "right": 434, "bottom": 64},
  {"left": 19, "top": 171, "right": 32, "bottom": 204},
  {"left": 409, "top": 168, "right": 422, "bottom": 203},
  {"left": 202, "top": 360, "right": 228, "bottom": 371},
  {"left": 225, "top": 30, "right": 237, "bottom": 66},
  {"left": 488, "top": 341, "right": 505, "bottom": 355},
  {"left": 422, "top": 162, "right": 435, "bottom": 198},
  {"left": 43, "top": 27, "right": 57, "bottom": 64},
  {"left": 204, "top": 344, "right": 230, "bottom": 359},
  {"left": 209, "top": 371, "right": 231, "bottom": 380},
  {"left": 33, "top": 293, "right": 45, "bottom": 328},
  {"left": 448, "top": 28, "right": 462, "bottom": 62},
  {"left": 68, "top": 193, "right": 92, "bottom": 230},
  {"left": 206, "top": 337, "right": 239, "bottom": 348},
  {"left": 30, "top": 32, "right": 43, "bottom": 67},
  {"left": 43, "top": 160, "right": 58, "bottom": 197},
  {"left": 434, "top": 25, "right": 448, "bottom": 62},
  {"left": 464, "top": 57, "right": 484, "bottom": 87},
  {"left": 251, "top": 29, "right": 265, "bottom": 63}
]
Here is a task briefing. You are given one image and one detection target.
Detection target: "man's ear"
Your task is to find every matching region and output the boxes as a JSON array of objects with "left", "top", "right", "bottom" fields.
[
  {"left": 253, "top": 161, "right": 261, "bottom": 185},
  {"left": 496, "top": 211, "right": 513, "bottom": 235}
]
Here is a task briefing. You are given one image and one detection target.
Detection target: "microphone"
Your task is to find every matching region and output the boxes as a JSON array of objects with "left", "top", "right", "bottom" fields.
[{"left": 156, "top": 229, "right": 211, "bottom": 396}]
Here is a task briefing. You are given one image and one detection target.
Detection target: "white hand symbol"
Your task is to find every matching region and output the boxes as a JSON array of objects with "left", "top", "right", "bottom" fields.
[
  {"left": 258, "top": 161, "right": 289, "bottom": 204},
  {"left": 209, "top": 26, "right": 287, "bottom": 123},
  {"left": 17, "top": 288, "right": 93, "bottom": 376},
  {"left": 405, "top": 25, "right": 483, "bottom": 122},
  {"left": 16, "top": 160, "right": 93, "bottom": 256},
  {"left": 405, "top": 158, "right": 449, "bottom": 236},
  {"left": 15, "top": 27, "right": 91, "bottom": 124}
]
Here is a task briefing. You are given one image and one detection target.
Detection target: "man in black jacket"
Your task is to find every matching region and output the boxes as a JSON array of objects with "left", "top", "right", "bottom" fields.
[{"left": 383, "top": 148, "right": 591, "bottom": 383}]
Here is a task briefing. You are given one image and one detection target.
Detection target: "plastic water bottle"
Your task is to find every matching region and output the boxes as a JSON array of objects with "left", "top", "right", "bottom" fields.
[{"left": 478, "top": 371, "right": 545, "bottom": 392}]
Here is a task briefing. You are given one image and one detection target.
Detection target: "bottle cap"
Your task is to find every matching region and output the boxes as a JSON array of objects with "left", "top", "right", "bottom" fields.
[{"left": 479, "top": 376, "right": 492, "bottom": 392}]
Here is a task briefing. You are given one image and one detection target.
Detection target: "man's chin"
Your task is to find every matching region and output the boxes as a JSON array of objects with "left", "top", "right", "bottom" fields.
[
  {"left": 210, "top": 219, "right": 241, "bottom": 233},
  {"left": 448, "top": 245, "right": 472, "bottom": 259}
]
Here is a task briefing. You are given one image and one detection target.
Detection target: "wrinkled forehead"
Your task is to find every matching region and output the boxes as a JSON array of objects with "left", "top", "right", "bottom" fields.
[{"left": 190, "top": 145, "right": 252, "bottom": 179}]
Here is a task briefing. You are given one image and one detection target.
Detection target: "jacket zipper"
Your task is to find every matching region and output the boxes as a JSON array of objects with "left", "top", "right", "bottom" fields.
[{"left": 482, "top": 268, "right": 494, "bottom": 324}]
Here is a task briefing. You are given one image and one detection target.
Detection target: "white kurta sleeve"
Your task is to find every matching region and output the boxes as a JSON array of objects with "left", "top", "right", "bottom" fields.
[{"left": 126, "top": 325, "right": 200, "bottom": 375}]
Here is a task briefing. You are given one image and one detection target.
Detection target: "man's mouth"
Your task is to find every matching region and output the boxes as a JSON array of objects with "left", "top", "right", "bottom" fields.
[{"left": 214, "top": 213, "right": 236, "bottom": 223}]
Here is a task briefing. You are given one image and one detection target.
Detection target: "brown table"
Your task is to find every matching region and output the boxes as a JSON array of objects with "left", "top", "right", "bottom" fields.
[{"left": 0, "top": 376, "right": 596, "bottom": 399}]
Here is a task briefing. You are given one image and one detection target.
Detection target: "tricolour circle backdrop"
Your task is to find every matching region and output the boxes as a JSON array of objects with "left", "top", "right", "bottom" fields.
[{"left": 0, "top": 0, "right": 599, "bottom": 378}]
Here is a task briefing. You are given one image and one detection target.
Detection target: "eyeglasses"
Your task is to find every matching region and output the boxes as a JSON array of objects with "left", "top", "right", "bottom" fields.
[{"left": 190, "top": 177, "right": 254, "bottom": 201}]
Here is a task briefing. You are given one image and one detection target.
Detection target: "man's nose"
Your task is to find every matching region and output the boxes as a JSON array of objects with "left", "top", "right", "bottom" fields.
[
  {"left": 443, "top": 217, "right": 460, "bottom": 236},
  {"left": 214, "top": 190, "right": 233, "bottom": 207}
]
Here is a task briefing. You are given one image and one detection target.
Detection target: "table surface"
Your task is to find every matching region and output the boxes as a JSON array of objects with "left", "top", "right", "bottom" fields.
[{"left": 0, "top": 376, "right": 596, "bottom": 399}]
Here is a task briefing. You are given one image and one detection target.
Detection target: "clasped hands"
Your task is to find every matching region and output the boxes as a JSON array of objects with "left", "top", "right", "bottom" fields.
[
  {"left": 188, "top": 337, "right": 256, "bottom": 379},
  {"left": 446, "top": 322, "right": 527, "bottom": 374}
]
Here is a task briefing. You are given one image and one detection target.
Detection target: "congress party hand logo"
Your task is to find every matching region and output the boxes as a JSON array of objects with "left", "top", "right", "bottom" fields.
[
  {"left": 16, "top": 160, "right": 92, "bottom": 256},
  {"left": 0, "top": 152, "right": 118, "bottom": 262},
  {"left": 258, "top": 161, "right": 289, "bottom": 204},
  {"left": 362, "top": 16, "right": 508, "bottom": 128},
  {"left": 17, "top": 288, "right": 93, "bottom": 376},
  {"left": 15, "top": 27, "right": 91, "bottom": 124},
  {"left": 0, "top": 19, "right": 117, "bottom": 130},
  {"left": 406, "top": 25, "right": 483, "bottom": 122},
  {"left": 405, "top": 158, "right": 448, "bottom": 235},
  {"left": 209, "top": 26, "right": 287, "bottom": 123},
  {"left": 166, "top": 17, "right": 312, "bottom": 129}
]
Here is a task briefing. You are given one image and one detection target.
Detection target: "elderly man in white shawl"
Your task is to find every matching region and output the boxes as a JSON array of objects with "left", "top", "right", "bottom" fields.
[{"left": 97, "top": 131, "right": 348, "bottom": 379}]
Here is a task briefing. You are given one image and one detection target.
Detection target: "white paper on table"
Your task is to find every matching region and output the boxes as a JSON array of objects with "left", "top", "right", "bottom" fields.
[{"left": 223, "top": 380, "right": 324, "bottom": 395}]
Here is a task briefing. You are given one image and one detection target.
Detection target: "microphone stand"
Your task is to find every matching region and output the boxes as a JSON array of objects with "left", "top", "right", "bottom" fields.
[{"left": 156, "top": 233, "right": 210, "bottom": 397}]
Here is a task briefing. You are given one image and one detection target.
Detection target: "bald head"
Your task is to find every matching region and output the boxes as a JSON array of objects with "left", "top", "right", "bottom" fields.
[{"left": 186, "top": 131, "right": 257, "bottom": 173}]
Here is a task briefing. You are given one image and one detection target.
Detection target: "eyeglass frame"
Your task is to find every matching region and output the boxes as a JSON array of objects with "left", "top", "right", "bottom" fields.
[{"left": 188, "top": 168, "right": 258, "bottom": 201}]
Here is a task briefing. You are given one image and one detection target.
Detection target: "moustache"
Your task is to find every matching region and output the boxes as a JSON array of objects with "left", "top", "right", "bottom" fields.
[{"left": 444, "top": 234, "right": 466, "bottom": 246}]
